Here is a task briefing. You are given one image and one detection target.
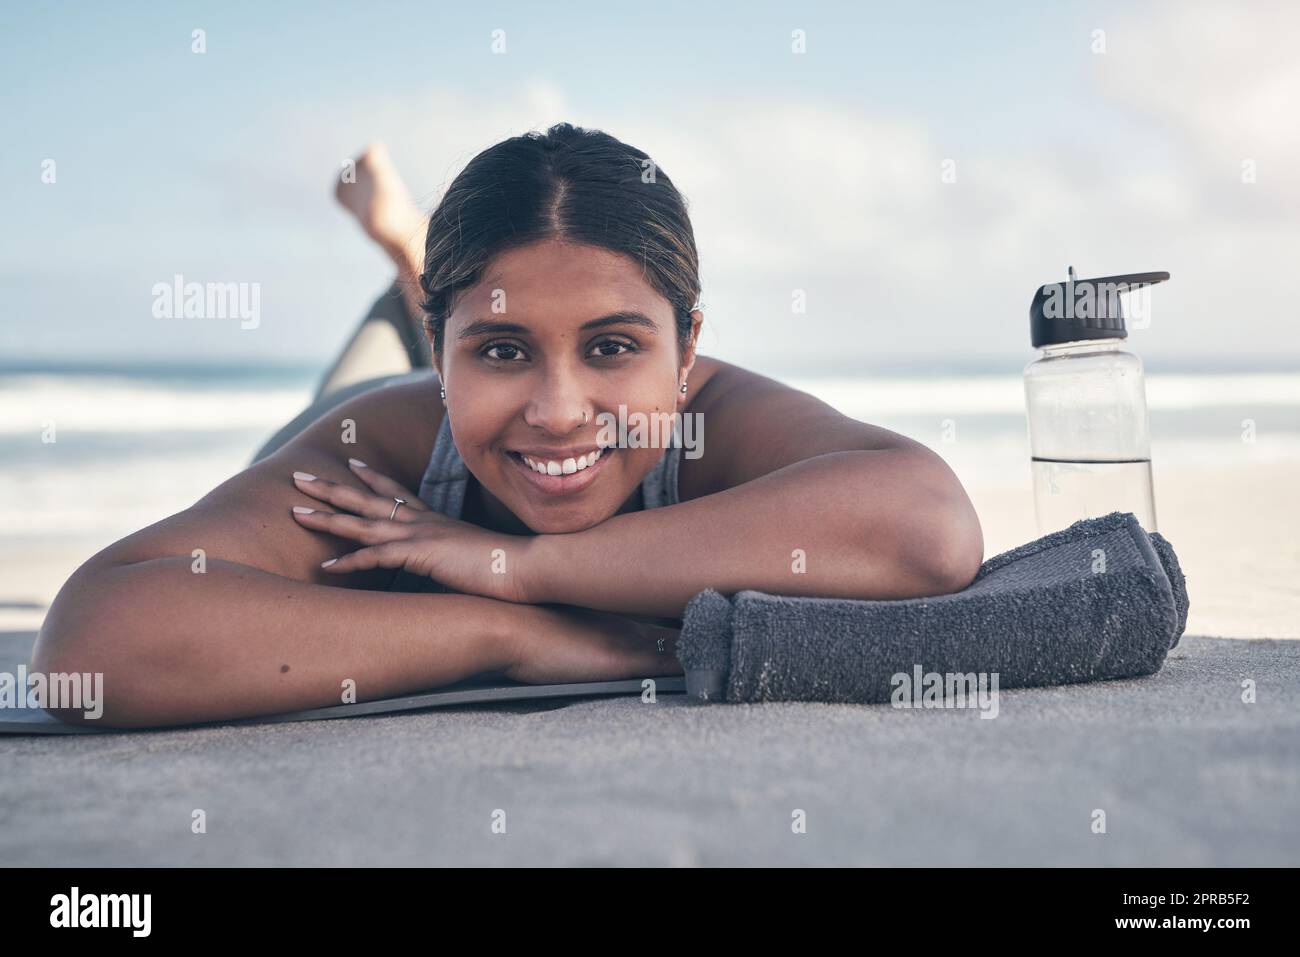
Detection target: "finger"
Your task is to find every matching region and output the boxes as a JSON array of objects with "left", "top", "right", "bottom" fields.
[
  {"left": 320, "top": 542, "right": 410, "bottom": 574},
  {"left": 292, "top": 507, "right": 414, "bottom": 545},
  {"left": 346, "top": 458, "right": 429, "bottom": 513},
  {"left": 291, "top": 471, "right": 397, "bottom": 520}
]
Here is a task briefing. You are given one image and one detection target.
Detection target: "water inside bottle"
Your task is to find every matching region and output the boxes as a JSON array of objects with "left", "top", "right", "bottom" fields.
[{"left": 1030, "top": 457, "right": 1157, "bottom": 533}]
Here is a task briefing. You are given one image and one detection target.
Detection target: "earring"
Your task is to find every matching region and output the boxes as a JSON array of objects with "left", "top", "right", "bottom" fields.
[
  {"left": 439, "top": 384, "right": 446, "bottom": 401},
  {"left": 680, "top": 380, "right": 688, "bottom": 393}
]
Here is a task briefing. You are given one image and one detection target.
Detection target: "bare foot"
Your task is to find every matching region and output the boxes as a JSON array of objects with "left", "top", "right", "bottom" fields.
[{"left": 335, "top": 142, "right": 426, "bottom": 275}]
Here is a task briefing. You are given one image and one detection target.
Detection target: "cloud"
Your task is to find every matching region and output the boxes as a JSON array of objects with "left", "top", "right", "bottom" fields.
[
  {"left": 1094, "top": 0, "right": 1300, "bottom": 195},
  {"left": 142, "top": 8, "right": 1300, "bottom": 367}
]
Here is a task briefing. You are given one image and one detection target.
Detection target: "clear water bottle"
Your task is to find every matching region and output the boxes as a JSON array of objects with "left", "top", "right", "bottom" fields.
[{"left": 1023, "top": 267, "right": 1170, "bottom": 535}]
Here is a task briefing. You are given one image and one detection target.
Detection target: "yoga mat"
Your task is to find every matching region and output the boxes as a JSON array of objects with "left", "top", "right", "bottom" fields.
[{"left": 0, "top": 637, "right": 685, "bottom": 736}]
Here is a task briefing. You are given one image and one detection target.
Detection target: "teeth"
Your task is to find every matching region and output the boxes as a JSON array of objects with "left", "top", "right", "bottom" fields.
[{"left": 520, "top": 448, "right": 606, "bottom": 476}]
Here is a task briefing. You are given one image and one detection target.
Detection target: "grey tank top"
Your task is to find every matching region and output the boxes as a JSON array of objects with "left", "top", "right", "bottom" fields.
[{"left": 388, "top": 410, "right": 682, "bottom": 595}]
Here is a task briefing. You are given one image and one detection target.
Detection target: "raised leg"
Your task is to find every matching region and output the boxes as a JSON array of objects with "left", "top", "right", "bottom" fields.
[{"left": 335, "top": 142, "right": 428, "bottom": 323}]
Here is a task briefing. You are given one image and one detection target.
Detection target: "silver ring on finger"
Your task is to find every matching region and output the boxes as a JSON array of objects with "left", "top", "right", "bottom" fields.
[{"left": 389, "top": 497, "right": 406, "bottom": 521}]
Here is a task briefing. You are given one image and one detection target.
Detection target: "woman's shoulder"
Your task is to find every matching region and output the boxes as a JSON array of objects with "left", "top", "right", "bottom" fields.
[
  {"left": 287, "top": 372, "right": 445, "bottom": 493},
  {"left": 675, "top": 354, "right": 747, "bottom": 501},
  {"left": 675, "top": 355, "right": 921, "bottom": 500}
]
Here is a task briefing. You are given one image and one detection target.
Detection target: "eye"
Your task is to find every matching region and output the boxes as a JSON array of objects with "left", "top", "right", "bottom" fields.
[
  {"left": 590, "top": 338, "right": 636, "bottom": 359},
  {"left": 478, "top": 338, "right": 636, "bottom": 364},
  {"left": 480, "top": 341, "right": 527, "bottom": 363}
]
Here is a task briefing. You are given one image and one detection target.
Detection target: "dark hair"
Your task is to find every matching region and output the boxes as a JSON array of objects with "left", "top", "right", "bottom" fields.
[{"left": 418, "top": 122, "right": 701, "bottom": 360}]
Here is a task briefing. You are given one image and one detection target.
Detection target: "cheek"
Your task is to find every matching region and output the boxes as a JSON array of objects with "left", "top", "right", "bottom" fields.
[
  {"left": 604, "top": 375, "right": 678, "bottom": 415},
  {"left": 445, "top": 408, "right": 506, "bottom": 465}
]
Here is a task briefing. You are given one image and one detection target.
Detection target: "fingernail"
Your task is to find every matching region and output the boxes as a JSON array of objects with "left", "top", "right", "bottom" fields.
[
  {"left": 293, "top": 506, "right": 315, "bottom": 514},
  {"left": 348, "top": 458, "right": 367, "bottom": 469},
  {"left": 321, "top": 558, "right": 338, "bottom": 568},
  {"left": 293, "top": 471, "right": 317, "bottom": 482}
]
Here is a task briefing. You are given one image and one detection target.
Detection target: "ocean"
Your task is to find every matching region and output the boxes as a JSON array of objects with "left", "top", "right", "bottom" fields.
[
  {"left": 3, "top": 361, "right": 1298, "bottom": 557},
  {"left": 1, "top": 363, "right": 317, "bottom": 546}
]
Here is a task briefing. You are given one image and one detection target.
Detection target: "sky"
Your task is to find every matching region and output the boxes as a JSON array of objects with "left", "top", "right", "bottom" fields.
[{"left": 2, "top": 0, "right": 1298, "bottom": 375}]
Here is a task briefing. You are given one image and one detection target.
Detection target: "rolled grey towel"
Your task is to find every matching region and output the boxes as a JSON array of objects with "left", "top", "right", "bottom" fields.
[
  {"left": 1148, "top": 530, "right": 1189, "bottom": 648},
  {"left": 677, "top": 511, "right": 1189, "bottom": 704}
]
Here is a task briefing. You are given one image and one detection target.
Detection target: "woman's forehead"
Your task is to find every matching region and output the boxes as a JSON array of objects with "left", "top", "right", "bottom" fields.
[
  {"left": 484, "top": 239, "right": 644, "bottom": 286},
  {"left": 452, "top": 241, "right": 671, "bottom": 323}
]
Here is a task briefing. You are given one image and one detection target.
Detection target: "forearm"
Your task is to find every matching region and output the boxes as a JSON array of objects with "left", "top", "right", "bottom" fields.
[
  {"left": 34, "top": 555, "right": 516, "bottom": 728},
  {"left": 530, "top": 449, "right": 983, "bottom": 618}
]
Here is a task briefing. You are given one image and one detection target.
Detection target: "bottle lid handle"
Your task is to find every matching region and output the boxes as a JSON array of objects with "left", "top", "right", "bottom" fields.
[{"left": 1070, "top": 269, "right": 1171, "bottom": 293}]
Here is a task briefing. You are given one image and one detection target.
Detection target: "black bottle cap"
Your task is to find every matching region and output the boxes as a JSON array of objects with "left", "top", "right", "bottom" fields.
[{"left": 1030, "top": 267, "right": 1170, "bottom": 348}]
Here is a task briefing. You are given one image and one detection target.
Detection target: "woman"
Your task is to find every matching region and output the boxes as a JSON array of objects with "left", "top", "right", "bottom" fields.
[{"left": 34, "top": 123, "right": 984, "bottom": 728}]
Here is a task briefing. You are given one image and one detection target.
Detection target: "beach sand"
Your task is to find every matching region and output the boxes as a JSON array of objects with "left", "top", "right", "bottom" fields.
[
  {"left": 971, "top": 458, "right": 1299, "bottom": 640},
  {"left": 1, "top": 627, "right": 1296, "bottom": 866}
]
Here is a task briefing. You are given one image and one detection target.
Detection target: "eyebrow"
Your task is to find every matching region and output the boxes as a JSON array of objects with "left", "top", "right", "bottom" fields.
[{"left": 455, "top": 310, "right": 661, "bottom": 341}]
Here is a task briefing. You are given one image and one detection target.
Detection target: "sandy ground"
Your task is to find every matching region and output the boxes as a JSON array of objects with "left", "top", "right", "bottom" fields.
[
  {"left": 969, "top": 459, "right": 1298, "bottom": 639},
  {"left": 1, "top": 628, "right": 1296, "bottom": 866},
  {"left": 2, "top": 457, "right": 1297, "bottom": 865}
]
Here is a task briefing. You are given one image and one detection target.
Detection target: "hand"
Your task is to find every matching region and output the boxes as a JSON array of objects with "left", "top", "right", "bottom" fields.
[{"left": 290, "top": 459, "right": 539, "bottom": 604}]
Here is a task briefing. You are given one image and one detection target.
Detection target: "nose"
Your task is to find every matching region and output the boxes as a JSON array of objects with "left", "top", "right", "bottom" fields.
[{"left": 522, "top": 362, "right": 594, "bottom": 436}]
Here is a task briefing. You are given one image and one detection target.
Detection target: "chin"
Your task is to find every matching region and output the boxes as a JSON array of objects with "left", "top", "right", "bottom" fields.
[{"left": 519, "top": 508, "right": 611, "bottom": 535}]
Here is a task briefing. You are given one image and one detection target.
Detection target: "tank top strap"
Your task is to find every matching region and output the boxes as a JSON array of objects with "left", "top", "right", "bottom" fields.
[
  {"left": 640, "top": 419, "right": 683, "bottom": 509},
  {"left": 413, "top": 411, "right": 471, "bottom": 519}
]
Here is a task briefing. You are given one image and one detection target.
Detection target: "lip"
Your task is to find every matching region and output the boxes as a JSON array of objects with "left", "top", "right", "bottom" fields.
[{"left": 505, "top": 447, "right": 617, "bottom": 497}]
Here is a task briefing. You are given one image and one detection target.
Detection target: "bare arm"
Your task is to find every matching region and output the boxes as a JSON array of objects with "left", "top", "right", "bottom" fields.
[
  {"left": 36, "top": 555, "right": 676, "bottom": 728},
  {"left": 533, "top": 448, "right": 982, "bottom": 619},
  {"left": 529, "top": 364, "right": 985, "bottom": 618},
  {"left": 36, "top": 554, "right": 522, "bottom": 727},
  {"left": 32, "top": 379, "right": 676, "bottom": 728}
]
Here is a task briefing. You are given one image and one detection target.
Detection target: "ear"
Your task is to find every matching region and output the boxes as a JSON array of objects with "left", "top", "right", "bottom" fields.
[
  {"left": 423, "top": 315, "right": 441, "bottom": 374},
  {"left": 431, "top": 349, "right": 445, "bottom": 397},
  {"left": 682, "top": 309, "right": 704, "bottom": 373},
  {"left": 677, "top": 309, "right": 704, "bottom": 404}
]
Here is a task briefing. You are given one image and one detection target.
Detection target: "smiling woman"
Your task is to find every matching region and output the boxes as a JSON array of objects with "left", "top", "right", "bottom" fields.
[
  {"left": 32, "top": 122, "right": 983, "bottom": 728},
  {"left": 424, "top": 238, "right": 699, "bottom": 537}
]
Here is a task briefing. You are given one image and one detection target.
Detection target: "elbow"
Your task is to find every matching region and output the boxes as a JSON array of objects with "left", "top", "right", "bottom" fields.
[
  {"left": 29, "top": 630, "right": 105, "bottom": 728},
  {"left": 33, "top": 626, "right": 169, "bottom": 729},
  {"left": 917, "top": 498, "right": 984, "bottom": 596},
  {"left": 32, "top": 624, "right": 145, "bottom": 729},
  {"left": 891, "top": 451, "right": 985, "bottom": 597},
  {"left": 926, "top": 528, "right": 983, "bottom": 595},
  {"left": 30, "top": 567, "right": 177, "bottom": 729}
]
